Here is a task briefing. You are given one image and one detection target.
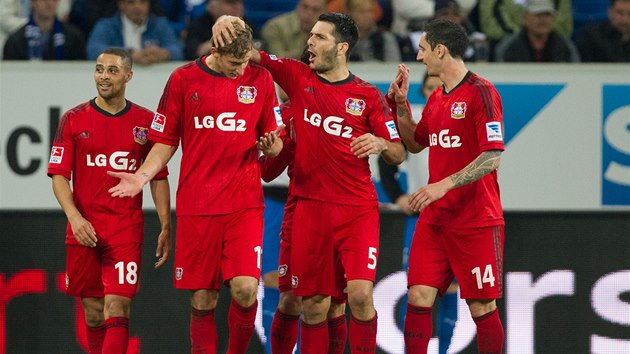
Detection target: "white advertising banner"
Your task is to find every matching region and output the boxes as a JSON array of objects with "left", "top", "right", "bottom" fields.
[{"left": 1, "top": 62, "right": 629, "bottom": 210}]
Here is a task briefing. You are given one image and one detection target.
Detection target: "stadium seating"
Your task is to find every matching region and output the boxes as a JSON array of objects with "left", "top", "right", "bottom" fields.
[{"left": 244, "top": 0, "right": 299, "bottom": 31}]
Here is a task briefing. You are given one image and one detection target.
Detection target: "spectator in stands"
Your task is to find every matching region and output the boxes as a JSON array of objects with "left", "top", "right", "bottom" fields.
[
  {"left": 261, "top": 0, "right": 328, "bottom": 59},
  {"left": 87, "top": 0, "right": 183, "bottom": 64},
  {"left": 327, "top": 0, "right": 383, "bottom": 23},
  {"left": 185, "top": 0, "right": 259, "bottom": 61},
  {"left": 390, "top": 0, "right": 435, "bottom": 35},
  {"left": 69, "top": 0, "right": 164, "bottom": 39},
  {"left": 3, "top": 0, "right": 85, "bottom": 60},
  {"left": 577, "top": 0, "right": 630, "bottom": 62},
  {"left": 434, "top": 0, "right": 489, "bottom": 61},
  {"left": 159, "top": 0, "right": 207, "bottom": 40},
  {"left": 0, "top": 0, "right": 71, "bottom": 59},
  {"left": 0, "top": 1, "right": 28, "bottom": 59},
  {"left": 494, "top": 0, "right": 579, "bottom": 62},
  {"left": 347, "top": 0, "right": 401, "bottom": 62},
  {"left": 479, "top": 0, "right": 573, "bottom": 59}
]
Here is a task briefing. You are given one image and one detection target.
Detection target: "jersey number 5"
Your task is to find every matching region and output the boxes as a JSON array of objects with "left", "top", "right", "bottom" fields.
[
  {"left": 471, "top": 264, "right": 495, "bottom": 289},
  {"left": 367, "top": 247, "right": 377, "bottom": 270}
]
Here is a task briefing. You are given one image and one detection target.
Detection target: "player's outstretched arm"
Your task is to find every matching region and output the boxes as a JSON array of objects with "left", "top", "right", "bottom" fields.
[
  {"left": 150, "top": 178, "right": 171, "bottom": 268},
  {"left": 51, "top": 175, "right": 98, "bottom": 247},
  {"left": 257, "top": 124, "right": 285, "bottom": 158},
  {"left": 108, "top": 143, "right": 177, "bottom": 198},
  {"left": 408, "top": 150, "right": 502, "bottom": 212}
]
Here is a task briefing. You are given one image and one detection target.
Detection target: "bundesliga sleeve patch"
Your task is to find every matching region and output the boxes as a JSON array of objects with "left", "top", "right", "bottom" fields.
[
  {"left": 49, "top": 146, "right": 64, "bottom": 164},
  {"left": 151, "top": 113, "right": 166, "bottom": 132},
  {"left": 486, "top": 122, "right": 503, "bottom": 141},
  {"left": 386, "top": 120, "right": 400, "bottom": 139},
  {"left": 273, "top": 106, "right": 283, "bottom": 127}
]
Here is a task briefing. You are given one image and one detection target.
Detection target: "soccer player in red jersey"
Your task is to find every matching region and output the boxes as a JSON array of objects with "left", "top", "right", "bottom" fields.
[
  {"left": 108, "top": 22, "right": 284, "bottom": 353},
  {"left": 260, "top": 102, "right": 348, "bottom": 354},
  {"left": 388, "top": 19, "right": 505, "bottom": 354},
  {"left": 48, "top": 47, "right": 171, "bottom": 354},
  {"left": 214, "top": 13, "right": 405, "bottom": 353}
]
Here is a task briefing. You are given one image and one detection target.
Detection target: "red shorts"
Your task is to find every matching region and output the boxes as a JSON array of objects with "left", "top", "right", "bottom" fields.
[
  {"left": 407, "top": 222, "right": 504, "bottom": 299},
  {"left": 174, "top": 208, "right": 264, "bottom": 290},
  {"left": 277, "top": 194, "right": 297, "bottom": 293},
  {"left": 65, "top": 242, "right": 142, "bottom": 299},
  {"left": 291, "top": 198, "right": 379, "bottom": 298}
]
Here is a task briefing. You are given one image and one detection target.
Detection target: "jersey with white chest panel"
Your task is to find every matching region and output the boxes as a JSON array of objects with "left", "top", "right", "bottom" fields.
[
  {"left": 150, "top": 57, "right": 281, "bottom": 215},
  {"left": 259, "top": 52, "right": 400, "bottom": 206}
]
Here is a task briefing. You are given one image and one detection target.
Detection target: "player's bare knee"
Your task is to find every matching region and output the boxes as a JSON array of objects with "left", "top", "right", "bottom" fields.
[
  {"left": 327, "top": 302, "right": 346, "bottom": 318},
  {"left": 301, "top": 295, "right": 330, "bottom": 320},
  {"left": 407, "top": 285, "right": 437, "bottom": 307},
  {"left": 466, "top": 298, "right": 496, "bottom": 318},
  {"left": 191, "top": 289, "right": 218, "bottom": 310},
  {"left": 278, "top": 292, "right": 302, "bottom": 316},
  {"left": 348, "top": 288, "right": 372, "bottom": 310},
  {"left": 231, "top": 278, "right": 258, "bottom": 306},
  {"left": 81, "top": 297, "right": 104, "bottom": 326},
  {"left": 104, "top": 295, "right": 131, "bottom": 318}
]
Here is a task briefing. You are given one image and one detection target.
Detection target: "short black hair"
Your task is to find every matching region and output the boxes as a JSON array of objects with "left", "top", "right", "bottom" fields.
[
  {"left": 423, "top": 19, "right": 468, "bottom": 60},
  {"left": 101, "top": 47, "right": 133, "bottom": 70},
  {"left": 318, "top": 12, "right": 358, "bottom": 58}
]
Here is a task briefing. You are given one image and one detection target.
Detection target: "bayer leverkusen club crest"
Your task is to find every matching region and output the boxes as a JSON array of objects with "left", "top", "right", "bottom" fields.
[
  {"left": 345, "top": 98, "right": 366, "bottom": 116},
  {"left": 451, "top": 102, "right": 467, "bottom": 119},
  {"left": 237, "top": 86, "right": 257, "bottom": 104},
  {"left": 133, "top": 126, "right": 148, "bottom": 145}
]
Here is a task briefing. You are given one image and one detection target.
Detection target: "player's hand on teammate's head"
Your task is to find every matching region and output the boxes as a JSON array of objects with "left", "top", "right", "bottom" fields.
[{"left": 212, "top": 15, "right": 245, "bottom": 47}]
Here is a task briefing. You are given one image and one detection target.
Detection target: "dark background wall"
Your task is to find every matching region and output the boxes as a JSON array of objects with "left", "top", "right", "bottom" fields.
[{"left": 1, "top": 211, "right": 629, "bottom": 353}]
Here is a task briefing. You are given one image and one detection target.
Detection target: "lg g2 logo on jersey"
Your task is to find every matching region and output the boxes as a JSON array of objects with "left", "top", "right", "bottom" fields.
[
  {"left": 194, "top": 112, "right": 246, "bottom": 132},
  {"left": 303, "top": 109, "right": 353, "bottom": 138},
  {"left": 86, "top": 151, "right": 137, "bottom": 171},
  {"left": 429, "top": 129, "right": 461, "bottom": 148}
]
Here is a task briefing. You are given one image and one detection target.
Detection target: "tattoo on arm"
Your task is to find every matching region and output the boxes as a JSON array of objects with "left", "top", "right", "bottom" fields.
[
  {"left": 450, "top": 150, "right": 501, "bottom": 188},
  {"left": 141, "top": 172, "right": 150, "bottom": 182},
  {"left": 396, "top": 105, "right": 410, "bottom": 120}
]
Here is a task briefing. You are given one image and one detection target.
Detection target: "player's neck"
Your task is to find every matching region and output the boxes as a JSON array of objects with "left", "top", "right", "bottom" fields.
[
  {"left": 95, "top": 96, "right": 127, "bottom": 115},
  {"left": 316, "top": 63, "right": 350, "bottom": 83},
  {"left": 441, "top": 60, "right": 469, "bottom": 93},
  {"left": 206, "top": 55, "right": 219, "bottom": 73}
]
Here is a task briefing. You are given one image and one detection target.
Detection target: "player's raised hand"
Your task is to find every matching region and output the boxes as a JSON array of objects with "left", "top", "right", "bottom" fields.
[
  {"left": 350, "top": 133, "right": 387, "bottom": 158},
  {"left": 212, "top": 15, "right": 246, "bottom": 47},
  {"left": 154, "top": 227, "right": 171, "bottom": 268},
  {"left": 387, "top": 64, "right": 410, "bottom": 104},
  {"left": 68, "top": 213, "right": 98, "bottom": 247},
  {"left": 257, "top": 124, "right": 285, "bottom": 157},
  {"left": 107, "top": 171, "right": 144, "bottom": 198}
]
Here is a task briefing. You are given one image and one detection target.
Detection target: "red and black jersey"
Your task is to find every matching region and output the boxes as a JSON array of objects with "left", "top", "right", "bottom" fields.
[
  {"left": 48, "top": 99, "right": 168, "bottom": 245},
  {"left": 150, "top": 56, "right": 281, "bottom": 215},
  {"left": 415, "top": 71, "right": 504, "bottom": 228},
  {"left": 259, "top": 52, "right": 401, "bottom": 206}
]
